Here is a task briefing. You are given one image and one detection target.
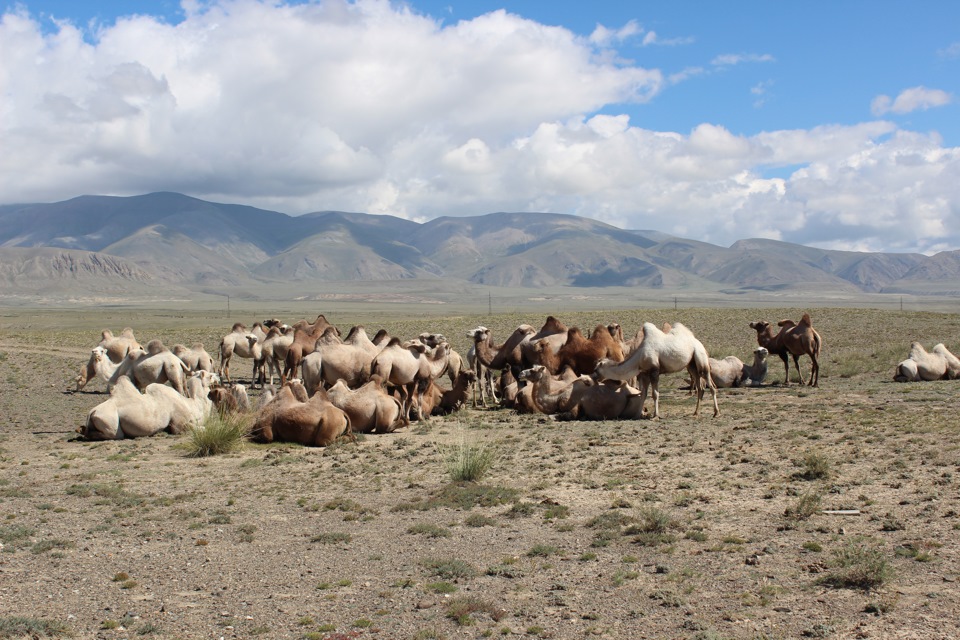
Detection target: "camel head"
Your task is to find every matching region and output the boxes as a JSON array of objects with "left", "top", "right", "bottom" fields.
[
  {"left": 749, "top": 320, "right": 772, "bottom": 334},
  {"left": 91, "top": 346, "right": 108, "bottom": 364},
  {"left": 418, "top": 332, "right": 446, "bottom": 347},
  {"left": 519, "top": 365, "right": 546, "bottom": 383},
  {"left": 263, "top": 318, "right": 283, "bottom": 328},
  {"left": 466, "top": 326, "right": 489, "bottom": 341},
  {"left": 753, "top": 346, "right": 769, "bottom": 361}
]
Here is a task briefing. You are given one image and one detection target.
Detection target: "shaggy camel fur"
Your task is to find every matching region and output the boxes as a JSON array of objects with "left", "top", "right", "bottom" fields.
[
  {"left": 109, "top": 340, "right": 189, "bottom": 396},
  {"left": 250, "top": 380, "right": 353, "bottom": 446},
  {"left": 498, "top": 367, "right": 519, "bottom": 409},
  {"left": 75, "top": 346, "right": 120, "bottom": 392},
  {"left": 302, "top": 325, "right": 382, "bottom": 394},
  {"left": 75, "top": 328, "right": 141, "bottom": 391},
  {"left": 218, "top": 323, "right": 262, "bottom": 384},
  {"left": 172, "top": 343, "right": 215, "bottom": 373},
  {"left": 537, "top": 324, "right": 624, "bottom": 376},
  {"left": 283, "top": 315, "right": 337, "bottom": 383},
  {"left": 740, "top": 347, "right": 769, "bottom": 386},
  {"left": 519, "top": 364, "right": 593, "bottom": 415},
  {"left": 209, "top": 383, "right": 251, "bottom": 415},
  {"left": 559, "top": 380, "right": 645, "bottom": 421},
  {"left": 894, "top": 342, "right": 960, "bottom": 382},
  {"left": 323, "top": 379, "right": 407, "bottom": 433},
  {"left": 522, "top": 316, "right": 569, "bottom": 369},
  {"left": 749, "top": 313, "right": 822, "bottom": 387},
  {"left": 595, "top": 322, "right": 719, "bottom": 419},
  {"left": 82, "top": 373, "right": 214, "bottom": 440},
  {"left": 370, "top": 338, "right": 449, "bottom": 421}
]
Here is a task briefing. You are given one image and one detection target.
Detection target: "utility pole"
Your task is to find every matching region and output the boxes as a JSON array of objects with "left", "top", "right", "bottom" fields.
[{"left": 488, "top": 293, "right": 492, "bottom": 316}]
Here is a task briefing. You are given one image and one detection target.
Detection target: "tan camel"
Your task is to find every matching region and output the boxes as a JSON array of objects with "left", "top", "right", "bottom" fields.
[
  {"left": 559, "top": 379, "right": 646, "bottom": 421},
  {"left": 467, "top": 324, "right": 535, "bottom": 406},
  {"left": 172, "top": 343, "right": 215, "bottom": 373},
  {"left": 894, "top": 342, "right": 960, "bottom": 381},
  {"left": 519, "top": 364, "right": 593, "bottom": 415},
  {"left": 749, "top": 313, "right": 821, "bottom": 387},
  {"left": 250, "top": 380, "right": 353, "bottom": 446},
  {"left": 323, "top": 379, "right": 407, "bottom": 433},
  {"left": 218, "top": 323, "right": 262, "bottom": 383},
  {"left": 75, "top": 328, "right": 141, "bottom": 391},
  {"left": 261, "top": 324, "right": 296, "bottom": 385},
  {"left": 109, "top": 340, "right": 189, "bottom": 396},
  {"left": 370, "top": 338, "right": 450, "bottom": 421},
  {"left": 419, "top": 370, "right": 478, "bottom": 417},
  {"left": 595, "top": 322, "right": 719, "bottom": 419},
  {"left": 302, "top": 325, "right": 382, "bottom": 393}
]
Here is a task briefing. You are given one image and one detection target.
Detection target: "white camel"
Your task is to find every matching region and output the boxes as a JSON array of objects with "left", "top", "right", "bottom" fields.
[
  {"left": 218, "top": 324, "right": 262, "bottom": 383},
  {"left": 172, "top": 343, "right": 215, "bottom": 373},
  {"left": 75, "top": 329, "right": 141, "bottom": 391},
  {"left": 82, "top": 373, "right": 213, "bottom": 440},
  {"left": 894, "top": 342, "right": 960, "bottom": 382},
  {"left": 108, "top": 340, "right": 189, "bottom": 395},
  {"left": 595, "top": 322, "right": 719, "bottom": 419},
  {"left": 740, "top": 347, "right": 769, "bottom": 386},
  {"left": 75, "top": 346, "right": 120, "bottom": 391}
]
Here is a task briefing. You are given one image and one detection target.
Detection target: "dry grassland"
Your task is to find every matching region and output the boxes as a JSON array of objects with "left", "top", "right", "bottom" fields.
[{"left": 0, "top": 306, "right": 958, "bottom": 640}]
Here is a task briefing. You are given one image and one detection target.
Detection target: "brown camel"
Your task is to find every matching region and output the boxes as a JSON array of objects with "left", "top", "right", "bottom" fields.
[
  {"left": 749, "top": 313, "right": 821, "bottom": 387},
  {"left": 282, "top": 314, "right": 337, "bottom": 383},
  {"left": 250, "top": 380, "right": 353, "bottom": 446},
  {"left": 537, "top": 324, "right": 624, "bottom": 376},
  {"left": 467, "top": 324, "right": 535, "bottom": 405},
  {"left": 519, "top": 364, "right": 593, "bottom": 415},
  {"left": 370, "top": 338, "right": 449, "bottom": 421},
  {"left": 521, "top": 316, "right": 568, "bottom": 368}
]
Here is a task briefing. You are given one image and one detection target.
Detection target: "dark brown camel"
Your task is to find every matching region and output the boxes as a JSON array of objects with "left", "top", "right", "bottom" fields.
[
  {"left": 282, "top": 314, "right": 337, "bottom": 383},
  {"left": 537, "top": 324, "right": 624, "bottom": 376},
  {"left": 749, "top": 313, "right": 821, "bottom": 387}
]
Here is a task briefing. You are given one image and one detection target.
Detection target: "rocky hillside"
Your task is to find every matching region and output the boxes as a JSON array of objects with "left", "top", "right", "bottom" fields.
[{"left": 0, "top": 192, "right": 955, "bottom": 300}]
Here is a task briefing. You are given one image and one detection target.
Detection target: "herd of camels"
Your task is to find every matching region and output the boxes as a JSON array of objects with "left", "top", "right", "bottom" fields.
[{"left": 71, "top": 309, "right": 957, "bottom": 444}]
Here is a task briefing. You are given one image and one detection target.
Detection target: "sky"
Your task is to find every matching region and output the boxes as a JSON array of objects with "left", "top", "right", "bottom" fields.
[{"left": 2, "top": 1, "right": 959, "bottom": 254}]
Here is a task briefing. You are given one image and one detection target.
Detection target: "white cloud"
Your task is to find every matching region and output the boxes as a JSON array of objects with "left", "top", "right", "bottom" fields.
[
  {"left": 871, "top": 86, "right": 953, "bottom": 115},
  {"left": 711, "top": 53, "right": 775, "bottom": 66},
  {"left": 1, "top": 2, "right": 959, "bottom": 255},
  {"left": 588, "top": 19, "right": 641, "bottom": 46},
  {"left": 938, "top": 41, "right": 960, "bottom": 59}
]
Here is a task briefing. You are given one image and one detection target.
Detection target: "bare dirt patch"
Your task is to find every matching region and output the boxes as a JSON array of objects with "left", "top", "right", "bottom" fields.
[{"left": 0, "top": 307, "right": 958, "bottom": 639}]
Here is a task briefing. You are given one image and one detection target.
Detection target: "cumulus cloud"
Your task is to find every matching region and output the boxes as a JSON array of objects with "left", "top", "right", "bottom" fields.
[
  {"left": 1, "top": 1, "right": 959, "bottom": 254},
  {"left": 871, "top": 86, "right": 953, "bottom": 115}
]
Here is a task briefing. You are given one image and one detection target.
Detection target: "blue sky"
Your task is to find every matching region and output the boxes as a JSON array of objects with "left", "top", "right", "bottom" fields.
[{"left": 3, "top": 1, "right": 958, "bottom": 253}]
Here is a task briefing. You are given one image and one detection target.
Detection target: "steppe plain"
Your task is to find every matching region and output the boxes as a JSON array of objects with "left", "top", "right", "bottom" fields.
[{"left": 1, "top": 300, "right": 959, "bottom": 640}]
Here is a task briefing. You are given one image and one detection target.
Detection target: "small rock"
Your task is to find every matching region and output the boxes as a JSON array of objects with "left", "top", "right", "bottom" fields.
[{"left": 745, "top": 555, "right": 760, "bottom": 566}]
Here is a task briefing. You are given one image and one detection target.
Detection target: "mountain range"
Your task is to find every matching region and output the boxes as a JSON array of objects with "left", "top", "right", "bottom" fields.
[{"left": 0, "top": 191, "right": 957, "bottom": 301}]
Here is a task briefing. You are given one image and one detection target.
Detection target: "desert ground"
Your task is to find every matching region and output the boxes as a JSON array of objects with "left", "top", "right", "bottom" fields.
[{"left": 1, "top": 305, "right": 959, "bottom": 640}]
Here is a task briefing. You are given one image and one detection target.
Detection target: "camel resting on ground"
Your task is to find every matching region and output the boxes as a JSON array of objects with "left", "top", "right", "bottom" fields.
[
  {"left": 250, "top": 380, "right": 353, "bottom": 446},
  {"left": 75, "top": 329, "right": 141, "bottom": 391},
  {"left": 323, "top": 379, "right": 407, "bottom": 434},
  {"left": 894, "top": 342, "right": 960, "bottom": 382},
  {"left": 109, "top": 340, "right": 189, "bottom": 396},
  {"left": 740, "top": 347, "right": 769, "bottom": 386}
]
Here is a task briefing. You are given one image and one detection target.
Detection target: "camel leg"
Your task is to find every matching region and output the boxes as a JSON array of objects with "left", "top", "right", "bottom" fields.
[
  {"left": 649, "top": 370, "right": 660, "bottom": 420},
  {"left": 780, "top": 355, "right": 790, "bottom": 386},
  {"left": 792, "top": 354, "right": 806, "bottom": 385},
  {"left": 808, "top": 355, "right": 819, "bottom": 387}
]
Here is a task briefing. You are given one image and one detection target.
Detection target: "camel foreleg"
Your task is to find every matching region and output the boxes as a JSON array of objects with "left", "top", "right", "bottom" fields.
[{"left": 792, "top": 354, "right": 806, "bottom": 386}]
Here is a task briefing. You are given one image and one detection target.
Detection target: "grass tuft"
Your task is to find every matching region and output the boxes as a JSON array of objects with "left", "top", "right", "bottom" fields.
[
  {"left": 818, "top": 541, "right": 892, "bottom": 591},
  {"left": 183, "top": 412, "right": 250, "bottom": 457},
  {"left": 445, "top": 440, "right": 495, "bottom": 482}
]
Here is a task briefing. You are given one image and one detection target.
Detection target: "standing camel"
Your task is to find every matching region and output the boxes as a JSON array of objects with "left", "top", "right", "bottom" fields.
[{"left": 749, "top": 313, "right": 821, "bottom": 387}]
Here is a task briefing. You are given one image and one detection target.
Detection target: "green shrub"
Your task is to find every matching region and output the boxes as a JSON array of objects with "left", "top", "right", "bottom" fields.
[
  {"left": 184, "top": 412, "right": 250, "bottom": 457},
  {"left": 445, "top": 440, "right": 495, "bottom": 482},
  {"left": 818, "top": 542, "right": 892, "bottom": 590}
]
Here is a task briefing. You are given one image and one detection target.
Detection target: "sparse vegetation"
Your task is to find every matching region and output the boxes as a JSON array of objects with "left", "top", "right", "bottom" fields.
[
  {"left": 444, "top": 439, "right": 496, "bottom": 482},
  {"left": 183, "top": 412, "right": 250, "bottom": 457}
]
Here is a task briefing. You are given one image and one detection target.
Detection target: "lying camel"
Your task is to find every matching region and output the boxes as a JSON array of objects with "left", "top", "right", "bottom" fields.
[
  {"left": 419, "top": 370, "right": 478, "bottom": 417},
  {"left": 323, "top": 379, "right": 407, "bottom": 433},
  {"left": 740, "top": 347, "right": 769, "bottom": 386},
  {"left": 595, "top": 322, "right": 719, "bottom": 419},
  {"left": 749, "top": 313, "right": 821, "bottom": 387},
  {"left": 894, "top": 342, "right": 960, "bottom": 382},
  {"left": 250, "top": 380, "right": 353, "bottom": 446},
  {"left": 559, "top": 380, "right": 646, "bottom": 421},
  {"left": 519, "top": 364, "right": 593, "bottom": 415},
  {"left": 81, "top": 373, "right": 214, "bottom": 440}
]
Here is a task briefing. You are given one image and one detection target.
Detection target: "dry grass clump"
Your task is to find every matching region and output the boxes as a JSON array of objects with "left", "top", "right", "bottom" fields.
[
  {"left": 444, "top": 439, "right": 496, "bottom": 482},
  {"left": 817, "top": 541, "right": 893, "bottom": 591},
  {"left": 0, "top": 616, "right": 72, "bottom": 638},
  {"left": 184, "top": 412, "right": 251, "bottom": 457}
]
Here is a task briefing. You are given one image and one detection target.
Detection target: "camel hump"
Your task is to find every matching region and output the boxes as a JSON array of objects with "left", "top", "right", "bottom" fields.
[
  {"left": 799, "top": 313, "right": 813, "bottom": 327},
  {"left": 146, "top": 339, "right": 167, "bottom": 355},
  {"left": 231, "top": 322, "right": 247, "bottom": 332},
  {"left": 386, "top": 336, "right": 402, "bottom": 348},
  {"left": 777, "top": 319, "right": 796, "bottom": 328}
]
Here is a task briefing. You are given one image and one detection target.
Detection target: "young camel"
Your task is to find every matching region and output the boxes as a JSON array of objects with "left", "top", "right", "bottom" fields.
[
  {"left": 749, "top": 313, "right": 821, "bottom": 387},
  {"left": 467, "top": 324, "right": 535, "bottom": 406},
  {"left": 75, "top": 328, "right": 141, "bottom": 391},
  {"left": 595, "top": 322, "right": 719, "bottom": 419}
]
